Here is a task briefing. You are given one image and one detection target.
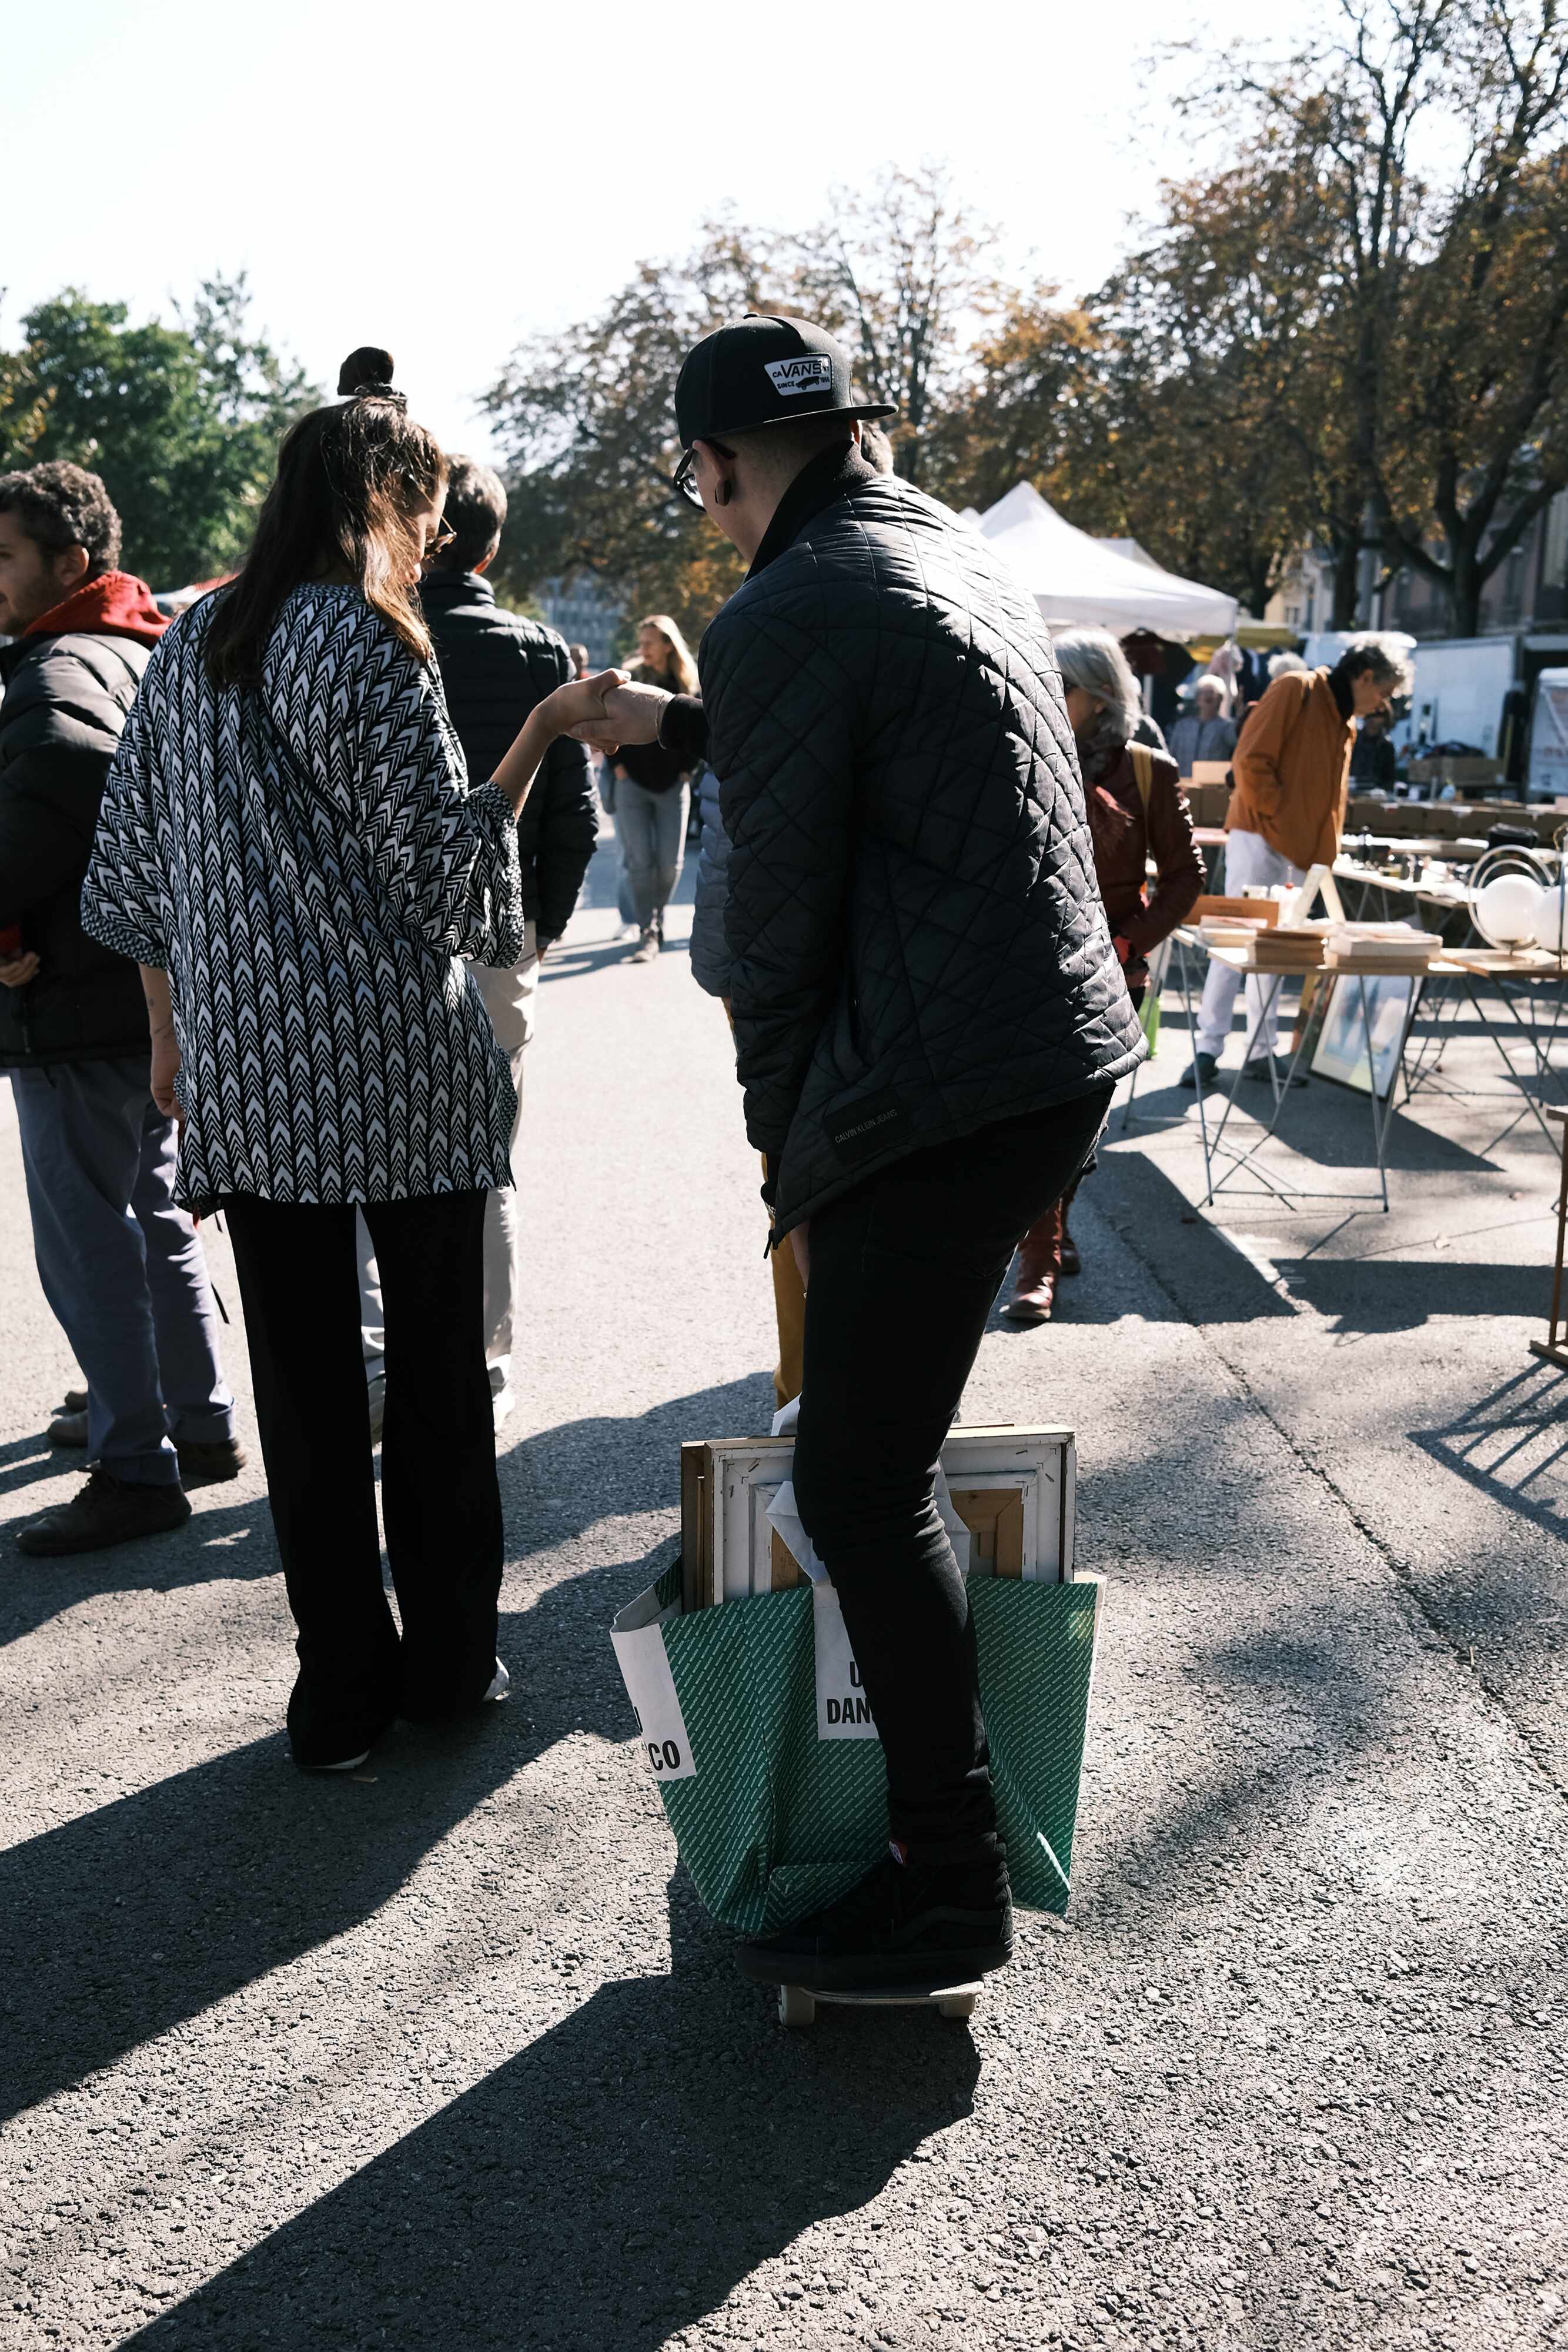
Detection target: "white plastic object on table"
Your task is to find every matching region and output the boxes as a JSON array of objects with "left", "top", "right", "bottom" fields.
[{"left": 1473, "top": 874, "right": 1546, "bottom": 948}]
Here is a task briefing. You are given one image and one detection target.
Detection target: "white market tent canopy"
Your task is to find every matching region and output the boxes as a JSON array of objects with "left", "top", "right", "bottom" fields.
[{"left": 977, "top": 482, "right": 1238, "bottom": 638}]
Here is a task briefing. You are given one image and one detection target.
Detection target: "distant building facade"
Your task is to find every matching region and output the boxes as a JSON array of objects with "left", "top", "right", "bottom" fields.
[{"left": 533, "top": 575, "right": 624, "bottom": 670}]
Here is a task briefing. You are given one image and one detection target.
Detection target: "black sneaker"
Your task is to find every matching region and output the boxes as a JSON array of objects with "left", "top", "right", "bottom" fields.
[
  {"left": 175, "top": 1436, "right": 247, "bottom": 1486},
  {"left": 16, "top": 1466, "right": 192, "bottom": 1557},
  {"left": 1179, "top": 1052, "right": 1218, "bottom": 1090},
  {"left": 48, "top": 1409, "right": 89, "bottom": 1448},
  {"left": 737, "top": 1850, "right": 1013, "bottom": 1993}
]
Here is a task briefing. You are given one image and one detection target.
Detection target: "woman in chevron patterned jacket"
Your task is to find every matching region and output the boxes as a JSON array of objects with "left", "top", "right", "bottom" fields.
[{"left": 81, "top": 348, "right": 624, "bottom": 1775}]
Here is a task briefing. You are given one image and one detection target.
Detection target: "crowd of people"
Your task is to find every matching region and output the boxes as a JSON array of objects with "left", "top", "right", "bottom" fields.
[{"left": 0, "top": 315, "right": 1410, "bottom": 1994}]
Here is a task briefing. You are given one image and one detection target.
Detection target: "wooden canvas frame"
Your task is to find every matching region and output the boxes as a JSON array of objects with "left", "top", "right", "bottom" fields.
[{"left": 680, "top": 1425, "right": 1077, "bottom": 1612}]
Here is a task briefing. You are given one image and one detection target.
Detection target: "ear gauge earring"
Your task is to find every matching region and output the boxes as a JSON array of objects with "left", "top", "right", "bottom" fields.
[{"left": 715, "top": 479, "right": 733, "bottom": 507}]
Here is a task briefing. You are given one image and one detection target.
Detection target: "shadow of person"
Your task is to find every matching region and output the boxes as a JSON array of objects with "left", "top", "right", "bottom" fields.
[
  {"left": 0, "top": 1429, "right": 74, "bottom": 1500},
  {"left": 123, "top": 1868, "right": 981, "bottom": 2351},
  {"left": 498, "top": 1371, "right": 776, "bottom": 1550},
  {"left": 0, "top": 1542, "right": 660, "bottom": 2128},
  {"left": 0, "top": 1485, "right": 282, "bottom": 1655}
]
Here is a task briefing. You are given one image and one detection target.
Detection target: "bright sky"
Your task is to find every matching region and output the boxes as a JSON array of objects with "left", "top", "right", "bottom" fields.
[{"left": 3, "top": 0, "right": 1316, "bottom": 462}]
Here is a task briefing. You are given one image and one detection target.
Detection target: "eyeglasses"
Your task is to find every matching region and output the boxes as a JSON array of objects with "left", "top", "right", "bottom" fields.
[
  {"left": 671, "top": 440, "right": 734, "bottom": 509},
  {"left": 422, "top": 519, "right": 457, "bottom": 564}
]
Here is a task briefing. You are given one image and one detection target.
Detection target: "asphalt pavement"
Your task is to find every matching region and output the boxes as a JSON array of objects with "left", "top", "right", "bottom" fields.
[{"left": 2, "top": 861, "right": 1566, "bottom": 2352}]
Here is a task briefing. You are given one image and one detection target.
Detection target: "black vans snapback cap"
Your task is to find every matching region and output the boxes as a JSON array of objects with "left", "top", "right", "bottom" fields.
[{"left": 675, "top": 315, "right": 896, "bottom": 448}]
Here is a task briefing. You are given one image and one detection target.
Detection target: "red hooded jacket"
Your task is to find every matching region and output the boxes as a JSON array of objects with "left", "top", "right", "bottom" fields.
[
  {"left": 24, "top": 569, "right": 168, "bottom": 649},
  {"left": 0, "top": 571, "right": 168, "bottom": 1062}
]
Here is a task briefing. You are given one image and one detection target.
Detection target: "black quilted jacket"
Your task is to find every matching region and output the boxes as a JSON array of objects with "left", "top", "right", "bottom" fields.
[
  {"left": 420, "top": 573, "right": 597, "bottom": 943},
  {"left": 696, "top": 449, "right": 1145, "bottom": 1235},
  {"left": 0, "top": 627, "right": 154, "bottom": 1067}
]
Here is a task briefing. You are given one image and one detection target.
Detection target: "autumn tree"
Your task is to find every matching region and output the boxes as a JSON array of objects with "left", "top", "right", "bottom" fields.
[
  {"left": 1221, "top": 0, "right": 1568, "bottom": 629},
  {"left": 0, "top": 276, "right": 316, "bottom": 586},
  {"left": 483, "top": 169, "right": 998, "bottom": 641}
]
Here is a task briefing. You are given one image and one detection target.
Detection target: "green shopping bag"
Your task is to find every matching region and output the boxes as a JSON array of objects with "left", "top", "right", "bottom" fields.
[{"left": 611, "top": 1558, "right": 1104, "bottom": 1936}]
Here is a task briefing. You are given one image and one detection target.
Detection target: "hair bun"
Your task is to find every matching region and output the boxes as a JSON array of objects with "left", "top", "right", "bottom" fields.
[{"left": 337, "top": 345, "right": 397, "bottom": 397}]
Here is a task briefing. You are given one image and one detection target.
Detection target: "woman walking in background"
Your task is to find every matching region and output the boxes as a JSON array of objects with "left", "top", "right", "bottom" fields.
[
  {"left": 611, "top": 614, "right": 697, "bottom": 963},
  {"left": 82, "top": 348, "right": 620, "bottom": 1772},
  {"left": 1002, "top": 627, "right": 1202, "bottom": 1325}
]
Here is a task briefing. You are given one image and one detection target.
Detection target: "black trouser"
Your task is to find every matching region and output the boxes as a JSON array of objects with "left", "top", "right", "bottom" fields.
[
  {"left": 222, "top": 1190, "right": 502, "bottom": 1765},
  {"left": 791, "top": 1090, "right": 1112, "bottom": 1862}
]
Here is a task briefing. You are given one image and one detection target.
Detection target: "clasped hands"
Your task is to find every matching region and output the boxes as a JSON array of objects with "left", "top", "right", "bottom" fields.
[{"left": 544, "top": 670, "right": 672, "bottom": 757}]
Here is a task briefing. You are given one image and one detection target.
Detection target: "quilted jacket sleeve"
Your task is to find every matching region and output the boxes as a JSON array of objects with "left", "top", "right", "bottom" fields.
[
  {"left": 80, "top": 670, "right": 169, "bottom": 968},
  {"left": 352, "top": 623, "right": 524, "bottom": 968},
  {"left": 1, "top": 646, "right": 124, "bottom": 926},
  {"left": 715, "top": 604, "right": 858, "bottom": 1164}
]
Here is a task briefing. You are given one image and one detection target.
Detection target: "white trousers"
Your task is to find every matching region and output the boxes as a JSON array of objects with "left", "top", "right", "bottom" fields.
[
  {"left": 359, "top": 921, "right": 539, "bottom": 1386},
  {"left": 1194, "top": 830, "right": 1306, "bottom": 1062}
]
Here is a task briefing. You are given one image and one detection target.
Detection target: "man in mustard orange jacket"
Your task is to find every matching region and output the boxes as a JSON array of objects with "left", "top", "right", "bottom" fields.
[{"left": 1184, "top": 634, "right": 1412, "bottom": 1086}]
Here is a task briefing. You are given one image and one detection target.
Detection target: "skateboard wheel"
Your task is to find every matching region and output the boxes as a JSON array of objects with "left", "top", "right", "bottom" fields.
[
  {"left": 937, "top": 1993, "right": 977, "bottom": 2020},
  {"left": 778, "top": 1984, "right": 816, "bottom": 2027}
]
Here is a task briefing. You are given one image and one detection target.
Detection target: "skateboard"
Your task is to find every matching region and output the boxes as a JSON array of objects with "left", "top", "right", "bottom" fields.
[{"left": 775, "top": 1979, "right": 982, "bottom": 2028}]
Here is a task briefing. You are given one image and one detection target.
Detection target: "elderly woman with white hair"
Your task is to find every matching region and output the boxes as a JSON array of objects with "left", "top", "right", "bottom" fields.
[
  {"left": 1168, "top": 674, "right": 1238, "bottom": 776},
  {"left": 1002, "top": 627, "right": 1203, "bottom": 1325}
]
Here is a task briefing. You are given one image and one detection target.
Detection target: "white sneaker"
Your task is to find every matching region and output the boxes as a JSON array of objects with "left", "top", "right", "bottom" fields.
[
  {"left": 482, "top": 1659, "right": 510, "bottom": 1703},
  {"left": 492, "top": 1385, "right": 515, "bottom": 1431},
  {"left": 309, "top": 1749, "right": 371, "bottom": 1772}
]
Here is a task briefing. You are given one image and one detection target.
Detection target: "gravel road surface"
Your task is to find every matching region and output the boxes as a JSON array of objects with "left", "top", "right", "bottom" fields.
[{"left": 2, "top": 868, "right": 1565, "bottom": 2351}]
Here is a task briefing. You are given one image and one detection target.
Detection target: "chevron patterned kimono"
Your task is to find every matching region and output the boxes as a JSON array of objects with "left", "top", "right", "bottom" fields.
[{"left": 80, "top": 583, "right": 525, "bottom": 1213}]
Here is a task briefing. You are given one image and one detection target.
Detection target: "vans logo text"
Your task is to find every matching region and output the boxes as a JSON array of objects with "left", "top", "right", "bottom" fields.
[{"left": 765, "top": 356, "right": 833, "bottom": 396}]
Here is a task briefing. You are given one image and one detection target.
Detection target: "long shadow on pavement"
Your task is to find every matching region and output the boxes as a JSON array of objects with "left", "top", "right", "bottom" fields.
[
  {"left": 123, "top": 1870, "right": 979, "bottom": 2352},
  {"left": 1276, "top": 1255, "right": 1554, "bottom": 1334},
  {"left": 499, "top": 1372, "right": 775, "bottom": 1551},
  {"left": 0, "top": 1543, "right": 656, "bottom": 2127},
  {"left": 1410, "top": 1361, "right": 1568, "bottom": 1539},
  {"left": 0, "top": 1429, "right": 70, "bottom": 1500},
  {"left": 1071, "top": 1150, "right": 1298, "bottom": 1325},
  {"left": 0, "top": 1485, "right": 278, "bottom": 1653}
]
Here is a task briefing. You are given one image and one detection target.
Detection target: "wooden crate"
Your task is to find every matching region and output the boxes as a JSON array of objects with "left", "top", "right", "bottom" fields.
[{"left": 679, "top": 1425, "right": 1077, "bottom": 1612}]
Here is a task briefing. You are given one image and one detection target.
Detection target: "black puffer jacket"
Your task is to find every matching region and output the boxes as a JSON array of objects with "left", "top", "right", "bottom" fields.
[
  {"left": 0, "top": 623, "right": 155, "bottom": 1067},
  {"left": 698, "top": 449, "right": 1145, "bottom": 1234},
  {"left": 420, "top": 572, "right": 597, "bottom": 943}
]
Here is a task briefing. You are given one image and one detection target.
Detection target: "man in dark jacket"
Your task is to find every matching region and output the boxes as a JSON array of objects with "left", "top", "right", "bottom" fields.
[
  {"left": 589, "top": 318, "right": 1144, "bottom": 1993},
  {"left": 355, "top": 456, "right": 598, "bottom": 1428},
  {"left": 0, "top": 461, "right": 239, "bottom": 1554}
]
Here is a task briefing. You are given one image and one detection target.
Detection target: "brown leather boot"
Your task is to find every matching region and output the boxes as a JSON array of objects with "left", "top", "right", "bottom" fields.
[{"left": 1001, "top": 1201, "right": 1064, "bottom": 1324}]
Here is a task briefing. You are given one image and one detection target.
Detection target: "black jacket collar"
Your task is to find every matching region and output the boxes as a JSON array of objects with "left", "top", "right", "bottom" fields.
[
  {"left": 420, "top": 569, "right": 494, "bottom": 612},
  {"left": 747, "top": 445, "right": 882, "bottom": 580}
]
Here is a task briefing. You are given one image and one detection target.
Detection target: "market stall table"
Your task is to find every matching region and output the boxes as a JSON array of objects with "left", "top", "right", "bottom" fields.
[{"left": 1168, "top": 926, "right": 1463, "bottom": 1212}]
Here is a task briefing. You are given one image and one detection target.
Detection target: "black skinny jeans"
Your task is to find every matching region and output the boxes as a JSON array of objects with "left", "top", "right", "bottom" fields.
[
  {"left": 222, "top": 1190, "right": 503, "bottom": 1766},
  {"left": 791, "top": 1090, "right": 1112, "bottom": 1863}
]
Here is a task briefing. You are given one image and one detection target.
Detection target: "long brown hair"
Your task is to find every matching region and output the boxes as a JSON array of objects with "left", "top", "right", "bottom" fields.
[
  {"left": 636, "top": 613, "right": 698, "bottom": 695},
  {"left": 204, "top": 346, "right": 446, "bottom": 686}
]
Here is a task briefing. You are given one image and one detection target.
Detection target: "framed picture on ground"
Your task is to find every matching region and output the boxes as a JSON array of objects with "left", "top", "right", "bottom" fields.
[{"left": 1309, "top": 970, "right": 1422, "bottom": 1098}]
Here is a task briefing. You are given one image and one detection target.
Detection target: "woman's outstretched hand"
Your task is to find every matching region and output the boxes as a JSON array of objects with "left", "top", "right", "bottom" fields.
[{"left": 568, "top": 679, "right": 672, "bottom": 753}]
